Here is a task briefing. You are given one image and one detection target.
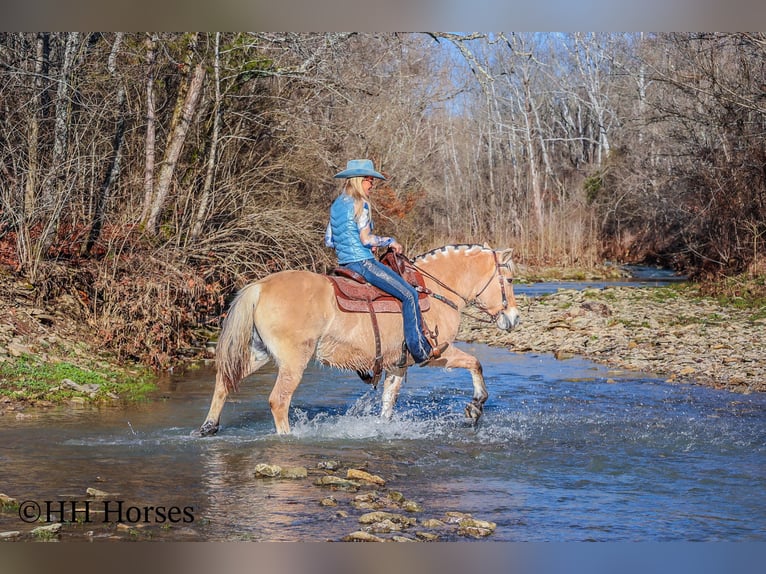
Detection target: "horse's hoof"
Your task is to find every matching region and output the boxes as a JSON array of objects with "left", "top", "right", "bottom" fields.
[
  {"left": 464, "top": 402, "right": 483, "bottom": 424},
  {"left": 193, "top": 421, "right": 219, "bottom": 437}
]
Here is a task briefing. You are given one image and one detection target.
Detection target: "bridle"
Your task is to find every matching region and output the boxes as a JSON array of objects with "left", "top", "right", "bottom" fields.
[{"left": 411, "top": 250, "right": 513, "bottom": 324}]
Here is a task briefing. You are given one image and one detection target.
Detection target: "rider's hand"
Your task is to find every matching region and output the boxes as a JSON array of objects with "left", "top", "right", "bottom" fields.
[{"left": 390, "top": 241, "right": 404, "bottom": 254}]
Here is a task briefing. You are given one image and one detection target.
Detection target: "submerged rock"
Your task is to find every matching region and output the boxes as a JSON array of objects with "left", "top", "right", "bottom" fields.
[
  {"left": 280, "top": 466, "right": 308, "bottom": 479},
  {"left": 253, "top": 463, "right": 307, "bottom": 479},
  {"left": 86, "top": 487, "right": 114, "bottom": 498},
  {"left": 420, "top": 518, "right": 446, "bottom": 528},
  {"left": 358, "top": 511, "right": 416, "bottom": 527}
]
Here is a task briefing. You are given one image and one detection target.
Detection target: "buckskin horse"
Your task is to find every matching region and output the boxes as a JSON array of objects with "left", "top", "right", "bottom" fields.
[{"left": 195, "top": 244, "right": 520, "bottom": 436}]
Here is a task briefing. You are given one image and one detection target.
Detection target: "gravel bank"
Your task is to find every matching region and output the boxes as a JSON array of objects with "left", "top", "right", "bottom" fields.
[{"left": 459, "top": 286, "right": 765, "bottom": 393}]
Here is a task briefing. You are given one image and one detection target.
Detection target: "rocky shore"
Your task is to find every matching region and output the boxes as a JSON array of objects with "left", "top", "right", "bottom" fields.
[{"left": 459, "top": 285, "right": 765, "bottom": 393}]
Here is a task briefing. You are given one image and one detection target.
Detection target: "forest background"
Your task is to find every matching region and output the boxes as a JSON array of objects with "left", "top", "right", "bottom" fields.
[{"left": 1, "top": 32, "right": 765, "bottom": 370}]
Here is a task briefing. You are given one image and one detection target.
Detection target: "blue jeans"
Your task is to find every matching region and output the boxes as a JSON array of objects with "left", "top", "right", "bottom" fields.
[{"left": 343, "top": 258, "right": 433, "bottom": 363}]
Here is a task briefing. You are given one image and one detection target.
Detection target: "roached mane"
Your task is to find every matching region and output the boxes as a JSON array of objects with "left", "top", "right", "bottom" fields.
[{"left": 413, "top": 244, "right": 489, "bottom": 263}]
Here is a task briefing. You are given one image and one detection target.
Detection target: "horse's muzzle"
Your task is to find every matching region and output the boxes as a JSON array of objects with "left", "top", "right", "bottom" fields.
[{"left": 497, "top": 308, "right": 521, "bottom": 331}]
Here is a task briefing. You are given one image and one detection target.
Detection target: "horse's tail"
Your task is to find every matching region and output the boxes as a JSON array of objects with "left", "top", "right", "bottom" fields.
[{"left": 216, "top": 282, "right": 268, "bottom": 393}]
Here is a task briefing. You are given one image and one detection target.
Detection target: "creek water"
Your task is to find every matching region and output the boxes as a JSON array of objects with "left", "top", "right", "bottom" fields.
[
  {"left": 2, "top": 270, "right": 764, "bottom": 541},
  {"left": 1, "top": 340, "right": 764, "bottom": 541}
]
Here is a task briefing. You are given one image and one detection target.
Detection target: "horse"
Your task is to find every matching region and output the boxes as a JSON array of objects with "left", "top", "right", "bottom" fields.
[{"left": 195, "top": 243, "right": 520, "bottom": 436}]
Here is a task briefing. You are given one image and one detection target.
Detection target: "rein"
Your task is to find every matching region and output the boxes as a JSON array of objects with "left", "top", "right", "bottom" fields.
[{"left": 411, "top": 250, "right": 511, "bottom": 324}]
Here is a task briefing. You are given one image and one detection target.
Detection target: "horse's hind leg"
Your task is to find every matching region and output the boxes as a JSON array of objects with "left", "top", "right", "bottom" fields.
[
  {"left": 196, "top": 355, "right": 269, "bottom": 437},
  {"left": 269, "top": 366, "right": 308, "bottom": 434}
]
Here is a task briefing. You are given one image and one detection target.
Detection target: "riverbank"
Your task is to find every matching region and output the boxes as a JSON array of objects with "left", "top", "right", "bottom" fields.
[
  {"left": 2, "top": 267, "right": 764, "bottom": 417},
  {"left": 459, "top": 284, "right": 766, "bottom": 393},
  {"left": 0, "top": 272, "right": 156, "bottom": 412}
]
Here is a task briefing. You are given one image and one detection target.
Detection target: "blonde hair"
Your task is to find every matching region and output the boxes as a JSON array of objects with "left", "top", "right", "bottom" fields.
[{"left": 342, "top": 177, "right": 368, "bottom": 218}]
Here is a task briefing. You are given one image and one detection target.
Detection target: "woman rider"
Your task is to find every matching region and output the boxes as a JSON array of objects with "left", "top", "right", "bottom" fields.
[{"left": 324, "top": 159, "right": 445, "bottom": 364}]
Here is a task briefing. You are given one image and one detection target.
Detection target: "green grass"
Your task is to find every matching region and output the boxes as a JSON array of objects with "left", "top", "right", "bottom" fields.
[{"left": 0, "top": 354, "right": 156, "bottom": 403}]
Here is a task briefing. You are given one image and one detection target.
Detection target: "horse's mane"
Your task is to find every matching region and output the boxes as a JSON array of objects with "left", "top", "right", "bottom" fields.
[{"left": 413, "top": 243, "right": 490, "bottom": 263}]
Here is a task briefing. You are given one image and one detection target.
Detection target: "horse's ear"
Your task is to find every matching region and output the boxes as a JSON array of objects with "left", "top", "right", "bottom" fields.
[
  {"left": 483, "top": 242, "right": 491, "bottom": 249},
  {"left": 499, "top": 248, "right": 514, "bottom": 263}
]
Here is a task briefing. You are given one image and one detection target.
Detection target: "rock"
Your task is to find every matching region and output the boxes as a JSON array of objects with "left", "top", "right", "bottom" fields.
[
  {"left": 458, "top": 518, "right": 497, "bottom": 538},
  {"left": 86, "top": 487, "right": 112, "bottom": 498},
  {"left": 62, "top": 379, "right": 100, "bottom": 394},
  {"left": 367, "top": 518, "right": 402, "bottom": 533},
  {"left": 314, "top": 476, "right": 360, "bottom": 491},
  {"left": 392, "top": 535, "right": 416, "bottom": 542},
  {"left": 317, "top": 460, "right": 341, "bottom": 471},
  {"left": 347, "top": 468, "right": 386, "bottom": 486},
  {"left": 351, "top": 500, "right": 379, "bottom": 510},
  {"left": 351, "top": 492, "right": 382, "bottom": 510},
  {"left": 420, "top": 518, "right": 446, "bottom": 528},
  {"left": 280, "top": 466, "right": 308, "bottom": 479},
  {"left": 342, "top": 530, "right": 385, "bottom": 542},
  {"left": 0, "top": 531, "right": 21, "bottom": 540},
  {"left": 415, "top": 531, "right": 440, "bottom": 541},
  {"left": 31, "top": 523, "right": 62, "bottom": 537},
  {"left": 358, "top": 511, "right": 416, "bottom": 527},
  {"left": 7, "top": 341, "right": 32, "bottom": 357},
  {"left": 443, "top": 511, "right": 473, "bottom": 523},
  {"left": 254, "top": 464, "right": 282, "bottom": 478},
  {"left": 354, "top": 492, "right": 380, "bottom": 503},
  {"left": 319, "top": 497, "right": 337, "bottom": 507},
  {"left": 581, "top": 301, "right": 611, "bottom": 316},
  {"left": 387, "top": 491, "right": 406, "bottom": 503},
  {"left": 401, "top": 500, "right": 423, "bottom": 513},
  {"left": 0, "top": 493, "right": 18, "bottom": 506}
]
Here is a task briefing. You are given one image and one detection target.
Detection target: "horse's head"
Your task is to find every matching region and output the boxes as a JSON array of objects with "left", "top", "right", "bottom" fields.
[
  {"left": 414, "top": 244, "right": 521, "bottom": 331},
  {"left": 474, "top": 247, "right": 521, "bottom": 331}
]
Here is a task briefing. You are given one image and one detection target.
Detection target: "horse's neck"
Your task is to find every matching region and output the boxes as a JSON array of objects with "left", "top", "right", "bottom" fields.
[{"left": 416, "top": 245, "right": 493, "bottom": 303}]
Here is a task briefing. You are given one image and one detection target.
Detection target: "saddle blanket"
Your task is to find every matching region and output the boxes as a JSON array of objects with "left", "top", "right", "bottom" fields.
[{"left": 326, "top": 272, "right": 430, "bottom": 314}]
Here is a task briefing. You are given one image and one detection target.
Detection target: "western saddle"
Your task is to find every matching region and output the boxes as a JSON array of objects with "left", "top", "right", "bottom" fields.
[{"left": 325, "top": 250, "right": 433, "bottom": 387}]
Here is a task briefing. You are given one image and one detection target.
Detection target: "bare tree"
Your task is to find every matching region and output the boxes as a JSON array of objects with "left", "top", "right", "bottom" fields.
[
  {"left": 144, "top": 37, "right": 206, "bottom": 234},
  {"left": 82, "top": 33, "right": 126, "bottom": 256}
]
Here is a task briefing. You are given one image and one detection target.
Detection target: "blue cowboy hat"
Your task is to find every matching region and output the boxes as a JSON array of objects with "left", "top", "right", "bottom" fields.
[{"left": 333, "top": 159, "right": 386, "bottom": 180}]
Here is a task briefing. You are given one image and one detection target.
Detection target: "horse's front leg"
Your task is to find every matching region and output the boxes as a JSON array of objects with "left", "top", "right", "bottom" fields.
[
  {"left": 424, "top": 346, "right": 487, "bottom": 425},
  {"left": 381, "top": 367, "right": 407, "bottom": 420}
]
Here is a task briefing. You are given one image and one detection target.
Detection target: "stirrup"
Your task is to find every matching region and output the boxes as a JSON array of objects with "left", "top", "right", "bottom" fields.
[{"left": 418, "top": 342, "right": 449, "bottom": 367}]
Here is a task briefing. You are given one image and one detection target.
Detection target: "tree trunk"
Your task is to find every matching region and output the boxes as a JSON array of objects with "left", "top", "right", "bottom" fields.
[
  {"left": 145, "top": 62, "right": 206, "bottom": 234},
  {"left": 140, "top": 33, "right": 158, "bottom": 225},
  {"left": 191, "top": 32, "right": 221, "bottom": 241},
  {"left": 24, "top": 32, "right": 48, "bottom": 218},
  {"left": 82, "top": 33, "right": 126, "bottom": 256},
  {"left": 35, "top": 32, "right": 79, "bottom": 273}
]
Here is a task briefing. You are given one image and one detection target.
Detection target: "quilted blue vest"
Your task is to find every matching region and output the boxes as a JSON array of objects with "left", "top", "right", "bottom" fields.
[{"left": 328, "top": 194, "right": 374, "bottom": 264}]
